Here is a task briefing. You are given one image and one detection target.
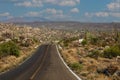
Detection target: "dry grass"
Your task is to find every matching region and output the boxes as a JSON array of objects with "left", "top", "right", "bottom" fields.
[
  {"left": 60, "top": 44, "right": 120, "bottom": 80},
  {"left": 0, "top": 44, "right": 39, "bottom": 73},
  {"left": 61, "top": 48, "right": 79, "bottom": 63}
]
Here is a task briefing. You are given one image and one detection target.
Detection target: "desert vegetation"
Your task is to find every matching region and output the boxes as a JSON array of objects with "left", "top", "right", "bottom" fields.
[
  {"left": 59, "top": 27, "right": 120, "bottom": 80},
  {"left": 0, "top": 41, "right": 20, "bottom": 57},
  {"left": 0, "top": 23, "right": 41, "bottom": 72},
  {"left": 0, "top": 22, "right": 120, "bottom": 80}
]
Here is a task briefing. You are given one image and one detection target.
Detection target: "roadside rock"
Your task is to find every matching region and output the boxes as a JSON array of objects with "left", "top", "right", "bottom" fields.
[{"left": 97, "top": 64, "right": 119, "bottom": 76}]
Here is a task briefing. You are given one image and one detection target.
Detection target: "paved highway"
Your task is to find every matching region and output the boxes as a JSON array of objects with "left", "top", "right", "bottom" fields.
[{"left": 0, "top": 44, "right": 79, "bottom": 80}]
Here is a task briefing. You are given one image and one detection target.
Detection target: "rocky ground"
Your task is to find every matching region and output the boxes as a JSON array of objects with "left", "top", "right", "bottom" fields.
[
  {"left": 59, "top": 31, "right": 120, "bottom": 80},
  {"left": 60, "top": 47, "right": 120, "bottom": 80}
]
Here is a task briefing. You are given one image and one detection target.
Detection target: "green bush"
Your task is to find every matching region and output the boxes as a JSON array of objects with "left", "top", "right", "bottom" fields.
[
  {"left": 0, "top": 41, "right": 20, "bottom": 57},
  {"left": 69, "top": 63, "right": 83, "bottom": 72},
  {"left": 81, "top": 39, "right": 87, "bottom": 46},
  {"left": 63, "top": 37, "right": 79, "bottom": 47},
  {"left": 103, "top": 45, "right": 120, "bottom": 58},
  {"left": 90, "top": 37, "right": 98, "bottom": 45},
  {"left": 32, "top": 37, "right": 39, "bottom": 43},
  {"left": 88, "top": 50, "right": 100, "bottom": 59},
  {"left": 64, "top": 42, "right": 68, "bottom": 47}
]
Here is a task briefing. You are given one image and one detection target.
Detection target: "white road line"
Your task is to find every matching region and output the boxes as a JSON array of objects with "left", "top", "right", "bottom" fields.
[{"left": 56, "top": 45, "right": 82, "bottom": 80}]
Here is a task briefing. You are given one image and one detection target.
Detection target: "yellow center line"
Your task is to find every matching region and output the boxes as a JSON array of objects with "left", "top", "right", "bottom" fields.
[{"left": 30, "top": 45, "right": 50, "bottom": 80}]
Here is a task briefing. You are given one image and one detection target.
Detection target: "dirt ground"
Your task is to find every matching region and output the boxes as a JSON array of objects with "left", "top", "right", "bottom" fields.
[{"left": 60, "top": 46, "right": 120, "bottom": 80}]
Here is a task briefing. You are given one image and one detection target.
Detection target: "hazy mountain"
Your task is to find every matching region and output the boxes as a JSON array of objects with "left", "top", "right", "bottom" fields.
[{"left": 4, "top": 17, "right": 49, "bottom": 23}]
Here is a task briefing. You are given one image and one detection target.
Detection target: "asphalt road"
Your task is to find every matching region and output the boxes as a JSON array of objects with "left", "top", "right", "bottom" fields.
[{"left": 0, "top": 44, "right": 78, "bottom": 80}]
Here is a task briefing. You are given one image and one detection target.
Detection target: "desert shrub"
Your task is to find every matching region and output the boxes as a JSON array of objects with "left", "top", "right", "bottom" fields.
[
  {"left": 20, "top": 39, "right": 33, "bottom": 47},
  {"left": 63, "top": 37, "right": 79, "bottom": 46},
  {"left": 0, "top": 41, "right": 20, "bottom": 57},
  {"left": 63, "top": 42, "right": 69, "bottom": 47},
  {"left": 69, "top": 62, "right": 83, "bottom": 72},
  {"left": 12, "top": 38, "right": 19, "bottom": 43},
  {"left": 103, "top": 45, "right": 120, "bottom": 58},
  {"left": 101, "top": 41, "right": 107, "bottom": 47},
  {"left": 2, "top": 32, "right": 12, "bottom": 38},
  {"left": 81, "top": 39, "right": 87, "bottom": 46},
  {"left": 20, "top": 42, "right": 30, "bottom": 47},
  {"left": 32, "top": 37, "right": 39, "bottom": 43},
  {"left": 90, "top": 37, "right": 98, "bottom": 45},
  {"left": 88, "top": 50, "right": 100, "bottom": 59},
  {"left": 19, "top": 36, "right": 25, "bottom": 40},
  {"left": 85, "top": 32, "right": 99, "bottom": 45}
]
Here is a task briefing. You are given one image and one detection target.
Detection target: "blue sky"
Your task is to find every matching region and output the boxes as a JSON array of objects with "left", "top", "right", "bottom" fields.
[{"left": 0, "top": 0, "right": 120, "bottom": 22}]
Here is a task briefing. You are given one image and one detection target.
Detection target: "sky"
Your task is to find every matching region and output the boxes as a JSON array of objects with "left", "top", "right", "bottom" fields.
[{"left": 0, "top": 0, "right": 120, "bottom": 22}]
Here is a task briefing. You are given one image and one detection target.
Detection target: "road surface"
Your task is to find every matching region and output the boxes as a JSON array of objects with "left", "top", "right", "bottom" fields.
[{"left": 0, "top": 44, "right": 79, "bottom": 80}]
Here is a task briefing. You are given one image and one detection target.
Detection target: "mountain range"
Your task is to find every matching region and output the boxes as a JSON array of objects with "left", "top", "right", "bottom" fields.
[{"left": 2, "top": 17, "right": 49, "bottom": 23}]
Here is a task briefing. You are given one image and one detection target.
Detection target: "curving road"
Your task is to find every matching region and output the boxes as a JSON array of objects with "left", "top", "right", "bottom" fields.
[{"left": 0, "top": 44, "right": 79, "bottom": 80}]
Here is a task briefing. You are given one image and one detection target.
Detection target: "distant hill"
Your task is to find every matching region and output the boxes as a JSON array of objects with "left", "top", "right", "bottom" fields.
[
  {"left": 4, "top": 17, "right": 49, "bottom": 23},
  {"left": 12, "top": 22, "right": 120, "bottom": 31}
]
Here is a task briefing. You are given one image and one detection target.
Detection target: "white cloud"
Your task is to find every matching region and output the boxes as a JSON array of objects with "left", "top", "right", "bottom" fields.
[
  {"left": 43, "top": 0, "right": 57, "bottom": 4},
  {"left": 107, "top": 2, "right": 120, "bottom": 11},
  {"left": 16, "top": 1, "right": 32, "bottom": 7},
  {"left": 15, "top": 0, "right": 43, "bottom": 7},
  {"left": 106, "top": 0, "right": 120, "bottom": 17},
  {"left": 0, "top": 12, "right": 13, "bottom": 20},
  {"left": 0, "top": 12, "right": 10, "bottom": 17},
  {"left": 25, "top": 8, "right": 71, "bottom": 20},
  {"left": 26, "top": 11, "right": 41, "bottom": 17},
  {"left": 76, "top": 0, "right": 80, "bottom": 3},
  {"left": 32, "top": 0, "right": 43, "bottom": 7},
  {"left": 70, "top": 8, "right": 79, "bottom": 13},
  {"left": 44, "top": 8, "right": 63, "bottom": 15},
  {"left": 15, "top": 0, "right": 80, "bottom": 7},
  {"left": 85, "top": 0, "right": 120, "bottom": 18},
  {"left": 59, "top": 1, "right": 77, "bottom": 6},
  {"left": 53, "top": 0, "right": 80, "bottom": 6},
  {"left": 95, "top": 12, "right": 109, "bottom": 17},
  {"left": 85, "top": 12, "right": 120, "bottom": 18},
  {"left": 45, "top": 0, "right": 80, "bottom": 6},
  {"left": 26, "top": 8, "right": 63, "bottom": 17},
  {"left": 85, "top": 12, "right": 109, "bottom": 17}
]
